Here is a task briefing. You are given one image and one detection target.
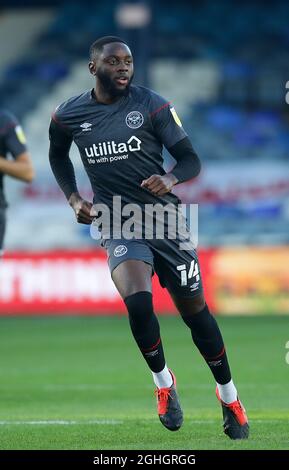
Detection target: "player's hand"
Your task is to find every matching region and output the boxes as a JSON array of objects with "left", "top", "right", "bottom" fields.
[
  {"left": 68, "top": 192, "right": 96, "bottom": 224},
  {"left": 141, "top": 173, "right": 178, "bottom": 196}
]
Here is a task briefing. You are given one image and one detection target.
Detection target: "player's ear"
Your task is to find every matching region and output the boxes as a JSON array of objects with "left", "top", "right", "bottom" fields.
[{"left": 88, "top": 61, "right": 96, "bottom": 76}]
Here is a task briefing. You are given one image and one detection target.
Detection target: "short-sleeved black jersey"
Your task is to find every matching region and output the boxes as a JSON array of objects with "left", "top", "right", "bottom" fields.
[
  {"left": 50, "top": 85, "right": 187, "bottom": 211},
  {"left": 0, "top": 110, "right": 27, "bottom": 208}
]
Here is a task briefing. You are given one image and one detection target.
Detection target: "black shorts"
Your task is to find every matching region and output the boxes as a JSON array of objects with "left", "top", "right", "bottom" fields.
[
  {"left": 0, "top": 208, "right": 6, "bottom": 255},
  {"left": 104, "top": 237, "right": 203, "bottom": 298}
]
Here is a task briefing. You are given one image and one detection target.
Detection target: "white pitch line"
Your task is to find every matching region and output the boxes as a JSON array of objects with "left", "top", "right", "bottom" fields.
[
  {"left": 0, "top": 419, "right": 285, "bottom": 426},
  {"left": 0, "top": 419, "right": 123, "bottom": 425}
]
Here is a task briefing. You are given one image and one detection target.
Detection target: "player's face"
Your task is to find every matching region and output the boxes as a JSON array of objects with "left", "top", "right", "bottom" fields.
[{"left": 93, "top": 43, "right": 134, "bottom": 97}]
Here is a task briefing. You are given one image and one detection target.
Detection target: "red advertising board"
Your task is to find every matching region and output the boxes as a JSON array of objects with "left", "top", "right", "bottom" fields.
[
  {"left": 1, "top": 248, "right": 287, "bottom": 315},
  {"left": 1, "top": 250, "right": 214, "bottom": 315},
  {"left": 0, "top": 249, "right": 214, "bottom": 315}
]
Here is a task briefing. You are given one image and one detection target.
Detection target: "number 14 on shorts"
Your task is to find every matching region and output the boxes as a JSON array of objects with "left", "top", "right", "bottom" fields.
[{"left": 177, "top": 260, "right": 200, "bottom": 287}]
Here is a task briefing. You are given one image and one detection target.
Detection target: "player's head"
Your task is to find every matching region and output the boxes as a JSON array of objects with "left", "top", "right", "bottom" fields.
[{"left": 89, "top": 36, "right": 134, "bottom": 97}]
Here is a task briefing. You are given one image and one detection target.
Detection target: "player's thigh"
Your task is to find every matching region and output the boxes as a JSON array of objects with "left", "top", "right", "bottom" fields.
[
  {"left": 104, "top": 239, "right": 154, "bottom": 299},
  {"left": 0, "top": 208, "right": 6, "bottom": 257},
  {"left": 112, "top": 259, "right": 152, "bottom": 299}
]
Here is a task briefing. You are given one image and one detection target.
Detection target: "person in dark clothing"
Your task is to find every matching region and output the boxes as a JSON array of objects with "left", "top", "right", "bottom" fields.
[{"left": 49, "top": 36, "right": 249, "bottom": 439}]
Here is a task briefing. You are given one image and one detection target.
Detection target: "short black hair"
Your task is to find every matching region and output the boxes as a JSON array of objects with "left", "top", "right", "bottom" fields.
[{"left": 89, "top": 36, "right": 128, "bottom": 59}]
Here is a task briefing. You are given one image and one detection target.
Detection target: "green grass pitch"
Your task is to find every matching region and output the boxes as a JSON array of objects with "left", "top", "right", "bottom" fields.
[{"left": 0, "top": 315, "right": 288, "bottom": 450}]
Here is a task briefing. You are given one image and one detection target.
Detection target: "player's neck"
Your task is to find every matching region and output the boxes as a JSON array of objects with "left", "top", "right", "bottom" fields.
[{"left": 93, "top": 86, "right": 122, "bottom": 105}]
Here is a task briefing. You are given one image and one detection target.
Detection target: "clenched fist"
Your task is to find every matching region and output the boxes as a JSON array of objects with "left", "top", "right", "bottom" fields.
[
  {"left": 141, "top": 173, "right": 178, "bottom": 196},
  {"left": 68, "top": 192, "right": 96, "bottom": 224}
]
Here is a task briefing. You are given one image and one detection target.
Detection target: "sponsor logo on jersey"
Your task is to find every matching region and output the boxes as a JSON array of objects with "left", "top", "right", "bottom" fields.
[
  {"left": 125, "top": 111, "right": 144, "bottom": 129},
  {"left": 170, "top": 107, "right": 182, "bottom": 127},
  {"left": 15, "top": 125, "right": 26, "bottom": 145},
  {"left": 84, "top": 136, "right": 141, "bottom": 158},
  {"left": 114, "top": 245, "right": 128, "bottom": 257},
  {"left": 80, "top": 122, "right": 92, "bottom": 131}
]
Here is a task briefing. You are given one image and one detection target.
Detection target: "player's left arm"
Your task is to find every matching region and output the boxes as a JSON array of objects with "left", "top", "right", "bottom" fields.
[
  {"left": 0, "top": 120, "right": 34, "bottom": 183},
  {"left": 141, "top": 137, "right": 200, "bottom": 196},
  {"left": 141, "top": 100, "right": 200, "bottom": 196}
]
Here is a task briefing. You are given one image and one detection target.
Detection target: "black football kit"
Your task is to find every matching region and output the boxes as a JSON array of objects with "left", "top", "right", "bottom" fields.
[
  {"left": 0, "top": 110, "right": 27, "bottom": 252},
  {"left": 49, "top": 85, "right": 202, "bottom": 297}
]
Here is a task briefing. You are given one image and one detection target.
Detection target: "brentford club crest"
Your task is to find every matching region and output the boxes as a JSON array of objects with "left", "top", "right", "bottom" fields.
[
  {"left": 114, "top": 245, "right": 128, "bottom": 257},
  {"left": 125, "top": 111, "right": 144, "bottom": 129}
]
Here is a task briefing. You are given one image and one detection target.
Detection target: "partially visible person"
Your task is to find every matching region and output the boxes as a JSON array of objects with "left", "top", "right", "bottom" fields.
[{"left": 0, "top": 109, "right": 34, "bottom": 256}]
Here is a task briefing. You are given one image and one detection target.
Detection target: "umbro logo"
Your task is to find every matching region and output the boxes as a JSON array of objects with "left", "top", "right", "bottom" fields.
[
  {"left": 190, "top": 282, "right": 199, "bottom": 291},
  {"left": 144, "top": 350, "right": 159, "bottom": 358},
  {"left": 80, "top": 122, "right": 92, "bottom": 132},
  {"left": 208, "top": 360, "right": 222, "bottom": 367}
]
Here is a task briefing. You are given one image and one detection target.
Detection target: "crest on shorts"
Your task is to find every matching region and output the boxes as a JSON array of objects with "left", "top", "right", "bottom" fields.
[
  {"left": 125, "top": 111, "right": 144, "bottom": 129},
  {"left": 114, "top": 245, "right": 128, "bottom": 257}
]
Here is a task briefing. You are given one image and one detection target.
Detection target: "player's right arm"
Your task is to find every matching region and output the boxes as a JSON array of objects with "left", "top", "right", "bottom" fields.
[{"left": 48, "top": 118, "right": 94, "bottom": 224}]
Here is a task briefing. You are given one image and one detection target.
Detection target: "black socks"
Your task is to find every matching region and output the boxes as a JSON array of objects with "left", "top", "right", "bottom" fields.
[
  {"left": 181, "top": 304, "right": 231, "bottom": 384},
  {"left": 124, "top": 291, "right": 166, "bottom": 373},
  {"left": 125, "top": 293, "right": 231, "bottom": 384}
]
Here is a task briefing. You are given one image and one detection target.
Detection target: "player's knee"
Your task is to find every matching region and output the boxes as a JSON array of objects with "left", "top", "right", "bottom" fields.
[
  {"left": 181, "top": 300, "right": 212, "bottom": 331},
  {"left": 176, "top": 293, "right": 206, "bottom": 317},
  {"left": 191, "top": 294, "right": 206, "bottom": 314},
  {"left": 124, "top": 291, "right": 155, "bottom": 334},
  {"left": 177, "top": 294, "right": 206, "bottom": 327}
]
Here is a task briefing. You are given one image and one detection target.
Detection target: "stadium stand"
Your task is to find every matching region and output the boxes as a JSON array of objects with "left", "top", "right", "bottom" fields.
[{"left": 0, "top": 0, "right": 288, "bottom": 248}]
